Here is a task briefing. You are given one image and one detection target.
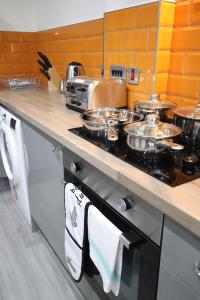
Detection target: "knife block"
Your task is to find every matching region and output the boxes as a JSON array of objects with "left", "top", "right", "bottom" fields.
[
  {"left": 48, "top": 66, "right": 61, "bottom": 91},
  {"left": 48, "top": 80, "right": 57, "bottom": 91}
]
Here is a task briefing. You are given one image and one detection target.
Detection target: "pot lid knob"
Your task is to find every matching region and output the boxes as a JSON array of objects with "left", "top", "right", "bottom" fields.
[
  {"left": 145, "top": 113, "right": 159, "bottom": 126},
  {"left": 150, "top": 93, "right": 160, "bottom": 102}
]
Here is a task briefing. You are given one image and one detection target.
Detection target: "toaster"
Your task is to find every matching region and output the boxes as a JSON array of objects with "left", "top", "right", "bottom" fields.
[{"left": 65, "top": 76, "right": 127, "bottom": 112}]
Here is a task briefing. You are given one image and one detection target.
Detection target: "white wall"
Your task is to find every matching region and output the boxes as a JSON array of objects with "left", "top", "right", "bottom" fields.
[
  {"left": 35, "top": 0, "right": 158, "bottom": 31},
  {"left": 0, "top": 0, "right": 158, "bottom": 32},
  {"left": 0, "top": 0, "right": 37, "bottom": 31},
  {"left": 34, "top": 0, "right": 106, "bottom": 31},
  {"left": 105, "top": 0, "right": 157, "bottom": 12}
]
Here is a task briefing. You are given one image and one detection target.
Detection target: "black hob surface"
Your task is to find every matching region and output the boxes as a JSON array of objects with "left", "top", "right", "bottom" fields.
[{"left": 69, "top": 127, "right": 200, "bottom": 187}]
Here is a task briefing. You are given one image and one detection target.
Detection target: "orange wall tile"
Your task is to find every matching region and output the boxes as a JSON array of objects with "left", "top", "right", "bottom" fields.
[
  {"left": 105, "top": 31, "right": 122, "bottom": 51},
  {"left": 156, "top": 52, "right": 171, "bottom": 73},
  {"left": 174, "top": 1, "right": 190, "bottom": 27},
  {"left": 168, "top": 74, "right": 200, "bottom": 99},
  {"left": 157, "top": 27, "right": 173, "bottom": 51},
  {"left": 160, "top": 1, "right": 175, "bottom": 26},
  {"left": 169, "top": 52, "right": 185, "bottom": 74},
  {"left": 190, "top": 0, "right": 200, "bottom": 25},
  {"left": 185, "top": 52, "right": 200, "bottom": 75},
  {"left": 171, "top": 27, "right": 200, "bottom": 51},
  {"left": 0, "top": 31, "right": 37, "bottom": 79},
  {"left": 167, "top": 0, "right": 200, "bottom": 105},
  {"left": 154, "top": 1, "right": 175, "bottom": 99},
  {"left": 104, "top": 7, "right": 136, "bottom": 31},
  {"left": 136, "top": 3, "right": 158, "bottom": 28}
]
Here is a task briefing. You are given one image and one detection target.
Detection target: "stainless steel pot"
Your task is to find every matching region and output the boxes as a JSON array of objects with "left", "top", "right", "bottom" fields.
[
  {"left": 80, "top": 107, "right": 143, "bottom": 141},
  {"left": 66, "top": 62, "right": 85, "bottom": 80},
  {"left": 173, "top": 102, "right": 200, "bottom": 159},
  {"left": 134, "top": 94, "right": 176, "bottom": 122},
  {"left": 123, "top": 114, "right": 183, "bottom": 153}
]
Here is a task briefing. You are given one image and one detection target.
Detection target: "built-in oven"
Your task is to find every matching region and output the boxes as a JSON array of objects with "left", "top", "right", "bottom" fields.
[{"left": 63, "top": 147, "right": 164, "bottom": 300}]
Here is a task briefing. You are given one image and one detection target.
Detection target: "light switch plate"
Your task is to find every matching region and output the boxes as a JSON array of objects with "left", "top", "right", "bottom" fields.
[
  {"left": 110, "top": 65, "right": 126, "bottom": 79},
  {"left": 127, "top": 67, "right": 140, "bottom": 84}
]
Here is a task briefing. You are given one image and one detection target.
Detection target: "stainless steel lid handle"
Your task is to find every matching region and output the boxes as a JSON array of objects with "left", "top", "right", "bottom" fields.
[
  {"left": 150, "top": 93, "right": 160, "bottom": 102},
  {"left": 145, "top": 113, "right": 159, "bottom": 126},
  {"left": 107, "top": 126, "right": 118, "bottom": 141},
  {"left": 194, "top": 260, "right": 200, "bottom": 277}
]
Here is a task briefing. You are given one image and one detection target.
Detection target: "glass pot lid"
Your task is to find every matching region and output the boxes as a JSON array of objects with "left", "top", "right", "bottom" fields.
[
  {"left": 173, "top": 101, "right": 200, "bottom": 120},
  {"left": 134, "top": 94, "right": 176, "bottom": 111},
  {"left": 123, "top": 114, "right": 182, "bottom": 140}
]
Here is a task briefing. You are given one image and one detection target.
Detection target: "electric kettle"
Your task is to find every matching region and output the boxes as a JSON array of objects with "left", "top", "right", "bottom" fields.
[{"left": 66, "top": 62, "right": 85, "bottom": 80}]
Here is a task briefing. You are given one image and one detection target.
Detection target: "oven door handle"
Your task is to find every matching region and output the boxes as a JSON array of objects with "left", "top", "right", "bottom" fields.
[
  {"left": 62, "top": 178, "right": 146, "bottom": 250},
  {"left": 61, "top": 179, "right": 82, "bottom": 190},
  {"left": 121, "top": 230, "right": 146, "bottom": 250}
]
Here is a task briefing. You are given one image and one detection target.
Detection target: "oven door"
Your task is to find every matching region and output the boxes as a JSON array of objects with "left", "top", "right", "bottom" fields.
[{"left": 64, "top": 168, "right": 160, "bottom": 300}]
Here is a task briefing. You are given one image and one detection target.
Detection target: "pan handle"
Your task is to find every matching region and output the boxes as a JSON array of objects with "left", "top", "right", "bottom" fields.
[{"left": 158, "top": 139, "right": 184, "bottom": 151}]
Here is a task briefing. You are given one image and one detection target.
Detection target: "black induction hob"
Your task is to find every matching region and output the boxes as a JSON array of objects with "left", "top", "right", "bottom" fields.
[{"left": 69, "top": 127, "right": 200, "bottom": 187}]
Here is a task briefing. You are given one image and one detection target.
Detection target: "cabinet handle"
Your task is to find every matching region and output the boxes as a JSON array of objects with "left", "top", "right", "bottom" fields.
[
  {"left": 194, "top": 260, "right": 200, "bottom": 277},
  {"left": 51, "top": 144, "right": 61, "bottom": 152}
]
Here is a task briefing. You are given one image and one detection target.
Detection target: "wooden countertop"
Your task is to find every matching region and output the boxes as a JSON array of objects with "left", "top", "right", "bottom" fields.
[{"left": 0, "top": 88, "right": 200, "bottom": 238}]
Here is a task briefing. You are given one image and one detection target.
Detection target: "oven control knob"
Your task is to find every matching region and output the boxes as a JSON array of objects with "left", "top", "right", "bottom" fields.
[
  {"left": 70, "top": 161, "right": 81, "bottom": 174},
  {"left": 120, "top": 197, "right": 132, "bottom": 212}
]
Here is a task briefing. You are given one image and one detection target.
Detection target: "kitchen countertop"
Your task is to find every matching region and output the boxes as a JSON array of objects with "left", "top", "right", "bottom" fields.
[{"left": 0, "top": 88, "right": 200, "bottom": 238}]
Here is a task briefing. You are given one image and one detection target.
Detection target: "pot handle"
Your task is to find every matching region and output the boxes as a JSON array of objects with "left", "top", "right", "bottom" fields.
[{"left": 158, "top": 140, "right": 184, "bottom": 151}]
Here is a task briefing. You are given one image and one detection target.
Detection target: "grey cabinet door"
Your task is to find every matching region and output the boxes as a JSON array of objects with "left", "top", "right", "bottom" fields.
[
  {"left": 161, "top": 217, "right": 200, "bottom": 296},
  {"left": 157, "top": 264, "right": 200, "bottom": 300},
  {"left": 22, "top": 122, "right": 66, "bottom": 266}
]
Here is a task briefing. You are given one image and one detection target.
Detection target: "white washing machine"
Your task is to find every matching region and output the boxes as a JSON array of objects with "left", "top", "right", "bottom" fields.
[{"left": 0, "top": 106, "right": 31, "bottom": 225}]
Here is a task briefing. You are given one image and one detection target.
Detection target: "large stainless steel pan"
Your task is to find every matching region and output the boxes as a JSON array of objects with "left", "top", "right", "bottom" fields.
[{"left": 80, "top": 107, "right": 143, "bottom": 141}]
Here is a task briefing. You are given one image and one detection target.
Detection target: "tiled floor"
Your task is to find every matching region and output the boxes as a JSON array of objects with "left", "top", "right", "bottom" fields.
[{"left": 0, "top": 179, "right": 84, "bottom": 300}]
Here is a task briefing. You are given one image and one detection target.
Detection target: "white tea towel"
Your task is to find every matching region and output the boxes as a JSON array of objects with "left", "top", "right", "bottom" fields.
[
  {"left": 88, "top": 205, "right": 124, "bottom": 296},
  {"left": 64, "top": 183, "right": 91, "bottom": 281}
]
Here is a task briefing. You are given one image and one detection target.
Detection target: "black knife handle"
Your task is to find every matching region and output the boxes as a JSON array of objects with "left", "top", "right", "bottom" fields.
[
  {"left": 37, "top": 51, "right": 52, "bottom": 68},
  {"left": 40, "top": 68, "right": 50, "bottom": 81},
  {"left": 37, "top": 59, "right": 49, "bottom": 71}
]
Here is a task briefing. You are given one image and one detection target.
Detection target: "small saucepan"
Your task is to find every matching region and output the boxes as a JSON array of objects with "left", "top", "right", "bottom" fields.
[
  {"left": 123, "top": 114, "right": 184, "bottom": 155},
  {"left": 134, "top": 94, "right": 176, "bottom": 123}
]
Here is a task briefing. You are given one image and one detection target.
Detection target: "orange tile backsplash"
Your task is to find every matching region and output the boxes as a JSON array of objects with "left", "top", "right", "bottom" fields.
[
  {"left": 167, "top": 0, "right": 200, "bottom": 105},
  {"left": 36, "top": 19, "right": 104, "bottom": 81},
  {"left": 104, "top": 2, "right": 159, "bottom": 107},
  {"left": 0, "top": 0, "right": 200, "bottom": 108},
  {"left": 0, "top": 19, "right": 104, "bottom": 87}
]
